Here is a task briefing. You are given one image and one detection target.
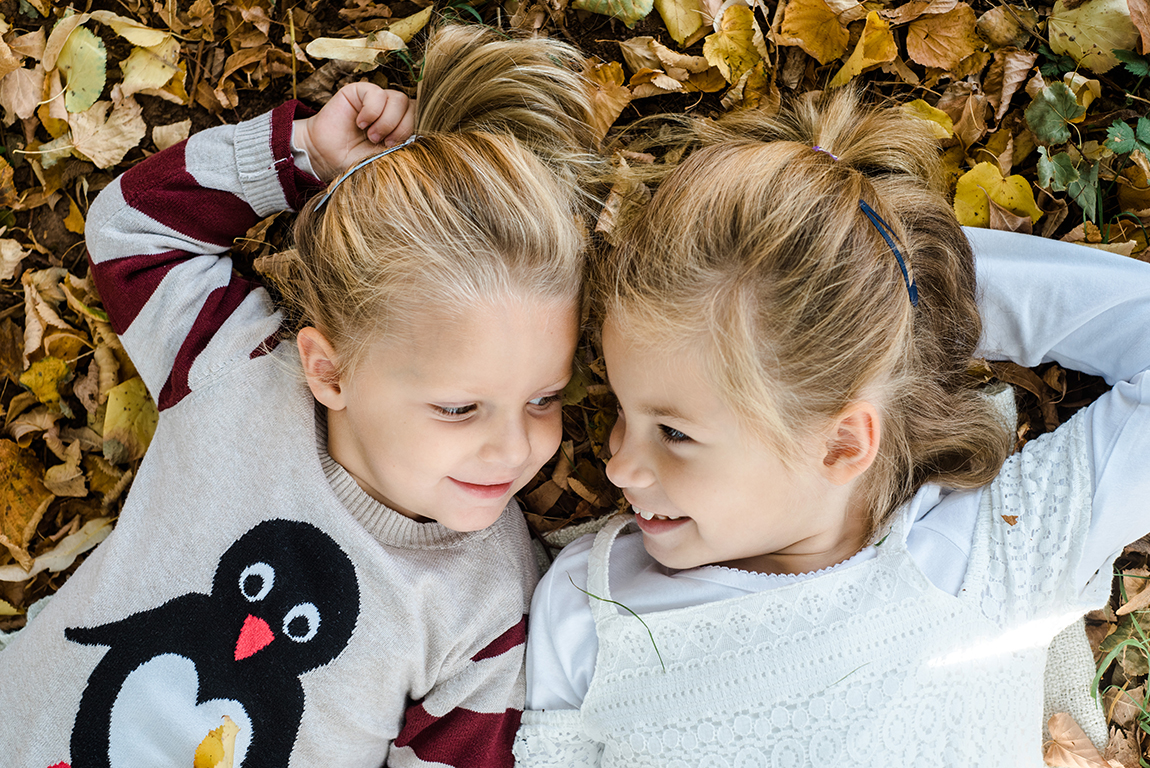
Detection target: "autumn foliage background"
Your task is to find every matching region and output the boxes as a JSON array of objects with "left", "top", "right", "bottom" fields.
[{"left": 0, "top": 0, "right": 1148, "bottom": 761}]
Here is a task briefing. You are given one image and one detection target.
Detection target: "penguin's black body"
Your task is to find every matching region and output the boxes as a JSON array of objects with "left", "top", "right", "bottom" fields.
[{"left": 64, "top": 519, "right": 360, "bottom": 768}]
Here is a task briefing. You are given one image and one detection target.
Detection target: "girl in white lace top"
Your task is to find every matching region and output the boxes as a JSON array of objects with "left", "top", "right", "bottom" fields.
[{"left": 514, "top": 90, "right": 1150, "bottom": 766}]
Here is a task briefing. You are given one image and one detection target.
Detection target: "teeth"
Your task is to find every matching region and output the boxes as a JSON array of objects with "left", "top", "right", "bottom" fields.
[{"left": 634, "top": 507, "right": 677, "bottom": 521}]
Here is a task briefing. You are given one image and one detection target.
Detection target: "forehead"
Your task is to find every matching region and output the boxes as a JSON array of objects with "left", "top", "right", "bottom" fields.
[{"left": 362, "top": 295, "right": 579, "bottom": 393}]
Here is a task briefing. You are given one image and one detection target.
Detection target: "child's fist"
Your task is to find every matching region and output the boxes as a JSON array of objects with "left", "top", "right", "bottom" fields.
[{"left": 293, "top": 83, "right": 416, "bottom": 182}]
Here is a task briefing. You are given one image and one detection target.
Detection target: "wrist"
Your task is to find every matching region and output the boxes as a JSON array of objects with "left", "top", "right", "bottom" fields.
[{"left": 292, "top": 118, "right": 330, "bottom": 182}]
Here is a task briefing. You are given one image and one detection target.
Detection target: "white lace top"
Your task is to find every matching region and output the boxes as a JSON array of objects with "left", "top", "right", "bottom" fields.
[{"left": 514, "top": 231, "right": 1150, "bottom": 766}]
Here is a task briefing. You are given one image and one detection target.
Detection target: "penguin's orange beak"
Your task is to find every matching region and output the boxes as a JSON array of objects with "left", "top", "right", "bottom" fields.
[{"left": 235, "top": 614, "right": 274, "bottom": 661}]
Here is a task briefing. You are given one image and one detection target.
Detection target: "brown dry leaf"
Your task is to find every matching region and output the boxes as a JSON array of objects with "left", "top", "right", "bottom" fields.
[
  {"left": 0, "top": 516, "right": 112, "bottom": 582},
  {"left": 881, "top": 0, "right": 958, "bottom": 25},
  {"left": 9, "top": 28, "right": 47, "bottom": 60},
  {"left": 941, "top": 85, "right": 990, "bottom": 148},
  {"left": 1101, "top": 726, "right": 1140, "bottom": 766},
  {"left": 1101, "top": 686, "right": 1144, "bottom": 730},
  {"left": 906, "top": 4, "right": 981, "bottom": 70},
  {"left": 987, "top": 197, "right": 1034, "bottom": 233},
  {"left": 977, "top": 5, "right": 1039, "bottom": 48},
  {"left": 584, "top": 60, "right": 633, "bottom": 144},
  {"left": 0, "top": 38, "right": 22, "bottom": 84},
  {"left": 828, "top": 12, "right": 898, "bottom": 88},
  {"left": 69, "top": 96, "right": 147, "bottom": 169},
  {"left": 985, "top": 49, "right": 1038, "bottom": 122},
  {"left": 780, "top": 0, "right": 850, "bottom": 65},
  {"left": 42, "top": 13, "right": 91, "bottom": 72},
  {"left": 1130, "top": 0, "right": 1150, "bottom": 51},
  {"left": 38, "top": 67, "right": 68, "bottom": 138},
  {"left": 703, "top": 5, "right": 760, "bottom": 84},
  {"left": 43, "top": 440, "right": 86, "bottom": 498},
  {"left": 0, "top": 318, "right": 21, "bottom": 384},
  {"left": 1044, "top": 712, "right": 1122, "bottom": 767},
  {"left": 0, "top": 65, "right": 46, "bottom": 125},
  {"left": 0, "top": 238, "right": 27, "bottom": 281},
  {"left": 0, "top": 439, "right": 55, "bottom": 571},
  {"left": 525, "top": 480, "right": 564, "bottom": 516},
  {"left": 1001, "top": 514, "right": 1019, "bottom": 525}
]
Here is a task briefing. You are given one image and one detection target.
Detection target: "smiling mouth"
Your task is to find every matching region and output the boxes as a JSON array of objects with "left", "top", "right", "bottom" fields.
[
  {"left": 450, "top": 478, "right": 514, "bottom": 499},
  {"left": 633, "top": 506, "right": 683, "bottom": 522}
]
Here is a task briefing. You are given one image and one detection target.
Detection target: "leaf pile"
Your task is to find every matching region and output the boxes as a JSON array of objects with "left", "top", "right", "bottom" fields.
[{"left": 0, "top": 0, "right": 1147, "bottom": 760}]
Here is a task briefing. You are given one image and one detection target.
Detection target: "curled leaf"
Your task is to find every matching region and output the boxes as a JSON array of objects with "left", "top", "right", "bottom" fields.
[
  {"left": 829, "top": 12, "right": 897, "bottom": 88},
  {"left": 953, "top": 161, "right": 1043, "bottom": 228}
]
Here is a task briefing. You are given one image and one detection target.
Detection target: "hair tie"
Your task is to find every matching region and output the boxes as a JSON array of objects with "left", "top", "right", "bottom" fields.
[
  {"left": 858, "top": 200, "right": 918, "bottom": 307},
  {"left": 812, "top": 145, "right": 839, "bottom": 161},
  {"left": 313, "top": 134, "right": 421, "bottom": 211}
]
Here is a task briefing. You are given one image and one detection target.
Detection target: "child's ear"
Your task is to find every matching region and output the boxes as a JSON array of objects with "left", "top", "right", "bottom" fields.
[
  {"left": 297, "top": 327, "right": 346, "bottom": 411},
  {"left": 820, "top": 401, "right": 881, "bottom": 486}
]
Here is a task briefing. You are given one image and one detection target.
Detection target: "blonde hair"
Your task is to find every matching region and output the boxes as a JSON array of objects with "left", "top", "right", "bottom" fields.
[
  {"left": 602, "top": 90, "right": 1012, "bottom": 538},
  {"left": 281, "top": 24, "right": 601, "bottom": 376}
]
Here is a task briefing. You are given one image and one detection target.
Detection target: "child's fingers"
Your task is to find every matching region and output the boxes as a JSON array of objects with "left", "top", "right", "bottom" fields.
[
  {"left": 367, "top": 93, "right": 412, "bottom": 146},
  {"left": 380, "top": 99, "right": 416, "bottom": 147}
]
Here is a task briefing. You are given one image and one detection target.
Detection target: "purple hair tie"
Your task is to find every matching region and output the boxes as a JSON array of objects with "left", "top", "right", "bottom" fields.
[{"left": 812, "top": 145, "right": 839, "bottom": 161}]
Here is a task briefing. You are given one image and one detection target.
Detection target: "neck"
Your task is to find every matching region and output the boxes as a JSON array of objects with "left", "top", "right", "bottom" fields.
[{"left": 720, "top": 499, "right": 872, "bottom": 577}]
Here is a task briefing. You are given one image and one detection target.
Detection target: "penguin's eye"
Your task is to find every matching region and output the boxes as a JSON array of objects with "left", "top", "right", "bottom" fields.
[
  {"left": 239, "top": 562, "right": 275, "bottom": 602},
  {"left": 283, "top": 603, "right": 320, "bottom": 643}
]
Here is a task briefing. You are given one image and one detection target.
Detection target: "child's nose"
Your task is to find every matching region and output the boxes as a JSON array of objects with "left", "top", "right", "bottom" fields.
[
  {"left": 605, "top": 424, "right": 654, "bottom": 490},
  {"left": 478, "top": 413, "right": 532, "bottom": 468}
]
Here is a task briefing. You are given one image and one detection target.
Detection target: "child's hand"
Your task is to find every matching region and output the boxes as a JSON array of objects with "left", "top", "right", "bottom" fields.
[{"left": 294, "top": 83, "right": 416, "bottom": 182}]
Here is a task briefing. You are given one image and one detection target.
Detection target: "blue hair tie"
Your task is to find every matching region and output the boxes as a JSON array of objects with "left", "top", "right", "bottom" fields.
[
  {"left": 857, "top": 199, "right": 918, "bottom": 307},
  {"left": 312, "top": 134, "right": 421, "bottom": 211}
]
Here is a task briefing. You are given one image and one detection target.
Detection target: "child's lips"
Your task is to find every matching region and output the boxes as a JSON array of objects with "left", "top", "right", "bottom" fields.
[
  {"left": 450, "top": 478, "right": 514, "bottom": 500},
  {"left": 632, "top": 505, "right": 690, "bottom": 534}
]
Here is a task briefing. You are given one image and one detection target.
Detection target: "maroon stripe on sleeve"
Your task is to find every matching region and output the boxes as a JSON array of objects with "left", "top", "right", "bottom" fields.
[
  {"left": 87, "top": 249, "right": 184, "bottom": 335},
  {"left": 117, "top": 141, "right": 259, "bottom": 247},
  {"left": 471, "top": 616, "right": 527, "bottom": 662},
  {"left": 157, "top": 276, "right": 257, "bottom": 410},
  {"left": 250, "top": 331, "right": 282, "bottom": 359},
  {"left": 394, "top": 703, "right": 521, "bottom": 768}
]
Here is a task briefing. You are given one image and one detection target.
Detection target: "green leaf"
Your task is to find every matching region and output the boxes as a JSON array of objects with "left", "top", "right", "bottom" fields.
[
  {"left": 1107, "top": 120, "right": 1138, "bottom": 153},
  {"left": 1038, "top": 147, "right": 1080, "bottom": 190},
  {"left": 1025, "top": 82, "right": 1086, "bottom": 145},
  {"left": 1037, "top": 147, "right": 1100, "bottom": 222},
  {"left": 1115, "top": 48, "right": 1150, "bottom": 77},
  {"left": 1137, "top": 116, "right": 1150, "bottom": 147},
  {"left": 57, "top": 25, "right": 107, "bottom": 113}
]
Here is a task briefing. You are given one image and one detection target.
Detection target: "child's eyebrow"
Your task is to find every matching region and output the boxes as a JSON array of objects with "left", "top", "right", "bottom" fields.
[{"left": 641, "top": 405, "right": 696, "bottom": 425}]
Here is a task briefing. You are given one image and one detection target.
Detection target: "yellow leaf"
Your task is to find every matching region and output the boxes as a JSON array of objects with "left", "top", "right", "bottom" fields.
[
  {"left": 305, "top": 31, "right": 405, "bottom": 65},
  {"left": 0, "top": 598, "right": 18, "bottom": 616},
  {"left": 89, "top": 10, "right": 171, "bottom": 48},
  {"left": 43, "top": 13, "right": 91, "bottom": 72},
  {"left": 655, "top": 0, "right": 705, "bottom": 47},
  {"left": 194, "top": 716, "right": 240, "bottom": 768},
  {"left": 905, "top": 3, "right": 981, "bottom": 70},
  {"left": 152, "top": 119, "right": 191, "bottom": 151},
  {"left": 953, "top": 162, "right": 1043, "bottom": 228},
  {"left": 56, "top": 24, "right": 107, "bottom": 114},
  {"left": 572, "top": 0, "right": 654, "bottom": 27},
  {"left": 1048, "top": 0, "right": 1140, "bottom": 74},
  {"left": 703, "top": 5, "right": 760, "bottom": 83},
  {"left": 0, "top": 439, "right": 54, "bottom": 571},
  {"left": 20, "top": 356, "right": 72, "bottom": 414},
  {"left": 1062, "top": 72, "right": 1100, "bottom": 122},
  {"left": 386, "top": 7, "right": 433, "bottom": 44},
  {"left": 120, "top": 38, "right": 181, "bottom": 99},
  {"left": 103, "top": 376, "right": 158, "bottom": 464},
  {"left": 780, "top": 0, "right": 850, "bottom": 65},
  {"left": 828, "top": 12, "right": 897, "bottom": 88},
  {"left": 902, "top": 99, "right": 954, "bottom": 139},
  {"left": 64, "top": 197, "right": 85, "bottom": 235}
]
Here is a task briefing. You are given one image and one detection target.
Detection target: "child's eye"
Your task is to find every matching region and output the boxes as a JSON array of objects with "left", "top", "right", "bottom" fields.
[
  {"left": 528, "top": 394, "right": 562, "bottom": 408},
  {"left": 433, "top": 404, "right": 477, "bottom": 418},
  {"left": 659, "top": 425, "right": 692, "bottom": 444}
]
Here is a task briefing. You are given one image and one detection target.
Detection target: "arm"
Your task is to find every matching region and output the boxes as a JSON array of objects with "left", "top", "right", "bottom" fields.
[
  {"left": 85, "top": 86, "right": 412, "bottom": 411},
  {"left": 388, "top": 617, "right": 527, "bottom": 768},
  {"left": 965, "top": 227, "right": 1150, "bottom": 593}
]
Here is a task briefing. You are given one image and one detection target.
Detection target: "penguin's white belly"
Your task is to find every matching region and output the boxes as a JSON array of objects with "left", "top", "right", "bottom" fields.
[{"left": 108, "top": 653, "right": 252, "bottom": 767}]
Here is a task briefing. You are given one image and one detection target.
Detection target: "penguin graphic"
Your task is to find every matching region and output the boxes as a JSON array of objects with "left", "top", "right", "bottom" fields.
[{"left": 64, "top": 519, "right": 360, "bottom": 768}]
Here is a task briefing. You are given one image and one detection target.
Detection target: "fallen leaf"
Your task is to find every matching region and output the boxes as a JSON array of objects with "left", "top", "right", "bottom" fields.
[
  {"left": 880, "top": 0, "right": 958, "bottom": 24},
  {"left": 906, "top": 3, "right": 981, "bottom": 70},
  {"left": 1062, "top": 72, "right": 1100, "bottom": 121},
  {"left": 1044, "top": 712, "right": 1121, "bottom": 767},
  {"left": 1001, "top": 514, "right": 1019, "bottom": 525},
  {"left": 1048, "top": 0, "right": 1140, "bottom": 74},
  {"left": 977, "top": 5, "right": 1039, "bottom": 48},
  {"left": 102, "top": 376, "right": 158, "bottom": 464},
  {"left": 386, "top": 6, "right": 433, "bottom": 43},
  {"left": 119, "top": 38, "right": 181, "bottom": 98},
  {"left": 0, "top": 599, "right": 18, "bottom": 616},
  {"left": 0, "top": 65, "right": 46, "bottom": 125},
  {"left": 9, "top": 28, "right": 46, "bottom": 60},
  {"left": 194, "top": 715, "right": 240, "bottom": 768},
  {"left": 43, "top": 440, "right": 86, "bottom": 497},
  {"left": 305, "top": 30, "right": 405, "bottom": 65},
  {"left": 573, "top": 0, "right": 655, "bottom": 27},
  {"left": 584, "top": 60, "right": 632, "bottom": 143},
  {"left": 20, "top": 356, "right": 72, "bottom": 415},
  {"left": 703, "top": 5, "right": 760, "bottom": 83},
  {"left": 780, "top": 0, "right": 850, "bottom": 65},
  {"left": 63, "top": 197, "right": 84, "bottom": 235},
  {"left": 152, "top": 119, "right": 191, "bottom": 150},
  {"left": 89, "top": 10, "right": 171, "bottom": 47},
  {"left": 902, "top": 99, "right": 954, "bottom": 138},
  {"left": 0, "top": 238, "right": 27, "bottom": 281},
  {"left": 0, "top": 517, "right": 112, "bottom": 581},
  {"left": 829, "top": 12, "right": 898, "bottom": 88},
  {"left": 42, "top": 13, "right": 91, "bottom": 72},
  {"left": 1130, "top": 0, "right": 1150, "bottom": 51},
  {"left": 69, "top": 96, "right": 147, "bottom": 169},
  {"left": 987, "top": 198, "right": 1033, "bottom": 233},
  {"left": 954, "top": 162, "right": 1043, "bottom": 227},
  {"left": 56, "top": 24, "right": 107, "bottom": 114},
  {"left": 1025, "top": 82, "right": 1086, "bottom": 145},
  {"left": 0, "top": 439, "right": 54, "bottom": 571},
  {"left": 655, "top": 0, "right": 705, "bottom": 46},
  {"left": 985, "top": 49, "right": 1037, "bottom": 122}
]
